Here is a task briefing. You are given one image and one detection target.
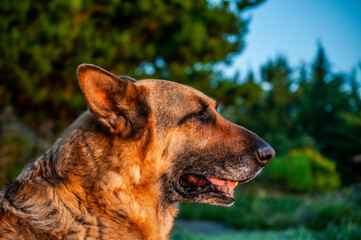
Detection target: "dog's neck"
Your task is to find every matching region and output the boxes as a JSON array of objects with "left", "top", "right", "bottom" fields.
[{"left": 8, "top": 112, "right": 178, "bottom": 239}]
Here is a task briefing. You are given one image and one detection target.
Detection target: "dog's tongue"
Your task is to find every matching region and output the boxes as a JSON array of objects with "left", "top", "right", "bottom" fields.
[{"left": 206, "top": 177, "right": 238, "bottom": 195}]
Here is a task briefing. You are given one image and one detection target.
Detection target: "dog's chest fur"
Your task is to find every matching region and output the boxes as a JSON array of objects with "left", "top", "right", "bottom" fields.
[{"left": 0, "top": 113, "right": 177, "bottom": 240}]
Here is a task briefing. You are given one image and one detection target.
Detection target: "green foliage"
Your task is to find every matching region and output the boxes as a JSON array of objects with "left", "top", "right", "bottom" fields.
[
  {"left": 304, "top": 202, "right": 361, "bottom": 230},
  {"left": 294, "top": 46, "right": 360, "bottom": 183},
  {"left": 306, "top": 149, "right": 340, "bottom": 191},
  {"left": 315, "top": 222, "right": 361, "bottom": 240},
  {"left": 179, "top": 196, "right": 302, "bottom": 230},
  {"left": 173, "top": 189, "right": 361, "bottom": 239},
  {"left": 267, "top": 149, "right": 340, "bottom": 192},
  {"left": 301, "top": 187, "right": 361, "bottom": 231},
  {"left": 178, "top": 187, "right": 361, "bottom": 233},
  {"left": 0, "top": 0, "right": 265, "bottom": 138},
  {"left": 268, "top": 150, "right": 312, "bottom": 192}
]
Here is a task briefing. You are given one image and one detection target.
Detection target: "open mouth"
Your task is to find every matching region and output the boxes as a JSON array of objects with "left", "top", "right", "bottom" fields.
[{"left": 178, "top": 174, "right": 254, "bottom": 204}]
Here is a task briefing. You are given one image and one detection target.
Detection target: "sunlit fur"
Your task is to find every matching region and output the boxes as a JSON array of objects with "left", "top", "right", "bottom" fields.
[{"left": 0, "top": 64, "right": 272, "bottom": 239}]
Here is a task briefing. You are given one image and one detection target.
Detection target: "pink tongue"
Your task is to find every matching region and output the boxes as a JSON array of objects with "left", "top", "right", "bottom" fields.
[{"left": 206, "top": 177, "right": 238, "bottom": 194}]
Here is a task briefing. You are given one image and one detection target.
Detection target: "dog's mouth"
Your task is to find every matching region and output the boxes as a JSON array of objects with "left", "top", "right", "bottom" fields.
[
  {"left": 177, "top": 173, "right": 257, "bottom": 205},
  {"left": 180, "top": 174, "right": 239, "bottom": 196}
]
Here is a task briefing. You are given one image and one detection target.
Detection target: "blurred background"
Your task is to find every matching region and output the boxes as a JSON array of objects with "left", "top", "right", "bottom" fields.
[{"left": 1, "top": 0, "right": 360, "bottom": 239}]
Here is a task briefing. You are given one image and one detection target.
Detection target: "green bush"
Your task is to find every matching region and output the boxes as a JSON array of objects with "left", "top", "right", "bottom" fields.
[
  {"left": 268, "top": 150, "right": 312, "bottom": 192},
  {"left": 305, "top": 149, "right": 340, "bottom": 192},
  {"left": 267, "top": 149, "right": 340, "bottom": 192}
]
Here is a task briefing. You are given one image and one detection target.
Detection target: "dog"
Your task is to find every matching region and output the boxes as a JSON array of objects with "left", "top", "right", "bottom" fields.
[{"left": 0, "top": 64, "right": 275, "bottom": 239}]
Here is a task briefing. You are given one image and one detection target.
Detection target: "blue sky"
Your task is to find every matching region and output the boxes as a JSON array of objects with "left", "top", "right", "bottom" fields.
[{"left": 222, "top": 0, "right": 361, "bottom": 79}]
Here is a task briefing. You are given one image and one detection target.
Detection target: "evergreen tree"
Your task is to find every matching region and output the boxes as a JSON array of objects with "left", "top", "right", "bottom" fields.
[{"left": 296, "top": 45, "right": 358, "bottom": 183}]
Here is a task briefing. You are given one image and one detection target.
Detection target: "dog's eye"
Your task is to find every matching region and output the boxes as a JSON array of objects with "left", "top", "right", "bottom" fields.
[
  {"left": 194, "top": 111, "right": 208, "bottom": 122},
  {"left": 178, "top": 109, "right": 212, "bottom": 125}
]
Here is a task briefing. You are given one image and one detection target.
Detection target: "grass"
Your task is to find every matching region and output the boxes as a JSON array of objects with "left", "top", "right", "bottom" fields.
[
  {"left": 171, "top": 224, "right": 361, "bottom": 240},
  {"left": 171, "top": 226, "right": 315, "bottom": 240}
]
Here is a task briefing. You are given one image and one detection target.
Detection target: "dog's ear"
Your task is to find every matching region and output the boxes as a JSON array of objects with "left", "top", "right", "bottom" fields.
[{"left": 77, "top": 64, "right": 140, "bottom": 138}]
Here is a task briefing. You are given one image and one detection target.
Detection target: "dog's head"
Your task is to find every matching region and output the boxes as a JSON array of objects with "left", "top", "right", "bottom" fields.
[{"left": 77, "top": 64, "right": 275, "bottom": 207}]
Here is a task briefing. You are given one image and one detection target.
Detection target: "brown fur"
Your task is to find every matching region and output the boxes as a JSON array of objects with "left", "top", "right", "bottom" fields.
[{"left": 0, "top": 64, "right": 274, "bottom": 239}]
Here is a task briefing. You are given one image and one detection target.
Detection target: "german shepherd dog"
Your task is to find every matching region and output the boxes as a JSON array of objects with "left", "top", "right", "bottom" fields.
[{"left": 0, "top": 64, "right": 275, "bottom": 239}]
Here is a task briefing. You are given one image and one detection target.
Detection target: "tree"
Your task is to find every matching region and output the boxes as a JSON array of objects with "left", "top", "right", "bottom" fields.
[
  {"left": 0, "top": 0, "right": 265, "bottom": 139},
  {"left": 296, "top": 45, "right": 359, "bottom": 183}
]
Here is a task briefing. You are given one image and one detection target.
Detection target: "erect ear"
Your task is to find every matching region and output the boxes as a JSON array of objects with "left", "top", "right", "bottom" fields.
[{"left": 77, "top": 64, "right": 140, "bottom": 138}]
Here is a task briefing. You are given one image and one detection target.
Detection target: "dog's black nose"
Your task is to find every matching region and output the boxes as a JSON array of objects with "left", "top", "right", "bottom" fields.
[{"left": 256, "top": 144, "right": 275, "bottom": 165}]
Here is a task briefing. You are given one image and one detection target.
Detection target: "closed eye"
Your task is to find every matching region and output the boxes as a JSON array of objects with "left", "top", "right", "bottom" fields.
[
  {"left": 178, "top": 102, "right": 214, "bottom": 126},
  {"left": 193, "top": 110, "right": 210, "bottom": 122},
  {"left": 178, "top": 110, "right": 205, "bottom": 126},
  {"left": 178, "top": 100, "right": 215, "bottom": 126}
]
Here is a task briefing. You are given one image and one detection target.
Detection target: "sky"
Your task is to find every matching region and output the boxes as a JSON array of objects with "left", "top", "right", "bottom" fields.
[{"left": 222, "top": 0, "right": 361, "bottom": 79}]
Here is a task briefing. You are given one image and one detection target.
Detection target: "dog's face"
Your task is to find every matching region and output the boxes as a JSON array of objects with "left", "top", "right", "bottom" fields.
[
  {"left": 77, "top": 64, "right": 275, "bottom": 207},
  {"left": 139, "top": 80, "right": 275, "bottom": 206}
]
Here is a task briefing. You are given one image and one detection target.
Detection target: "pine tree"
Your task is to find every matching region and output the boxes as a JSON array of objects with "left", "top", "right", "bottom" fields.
[{"left": 296, "top": 45, "right": 357, "bottom": 183}]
